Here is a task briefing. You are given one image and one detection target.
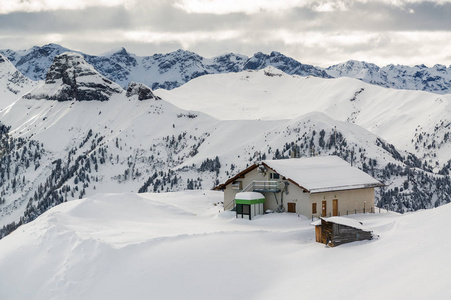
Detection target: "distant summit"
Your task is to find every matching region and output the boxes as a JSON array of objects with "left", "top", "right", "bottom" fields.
[
  {"left": 0, "top": 53, "right": 37, "bottom": 106},
  {"left": 326, "top": 60, "right": 451, "bottom": 94},
  {"left": 0, "top": 45, "right": 331, "bottom": 91},
  {"left": 126, "top": 82, "right": 160, "bottom": 101},
  {"left": 24, "top": 52, "right": 123, "bottom": 101},
  {"left": 0, "top": 53, "right": 34, "bottom": 87},
  {"left": 244, "top": 51, "right": 331, "bottom": 79},
  {"left": 3, "top": 44, "right": 451, "bottom": 94},
  {"left": 3, "top": 44, "right": 71, "bottom": 81}
]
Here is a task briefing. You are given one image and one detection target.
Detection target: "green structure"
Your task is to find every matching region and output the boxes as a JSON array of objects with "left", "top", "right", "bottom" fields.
[{"left": 234, "top": 192, "right": 265, "bottom": 220}]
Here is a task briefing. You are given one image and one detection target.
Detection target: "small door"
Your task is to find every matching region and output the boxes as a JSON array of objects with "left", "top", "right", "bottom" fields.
[
  {"left": 322, "top": 201, "right": 327, "bottom": 217},
  {"left": 315, "top": 226, "right": 322, "bottom": 243},
  {"left": 287, "top": 202, "right": 296, "bottom": 213},
  {"left": 333, "top": 199, "right": 338, "bottom": 216}
]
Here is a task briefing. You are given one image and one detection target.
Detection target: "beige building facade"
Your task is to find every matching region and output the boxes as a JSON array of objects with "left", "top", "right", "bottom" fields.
[{"left": 215, "top": 156, "right": 383, "bottom": 218}]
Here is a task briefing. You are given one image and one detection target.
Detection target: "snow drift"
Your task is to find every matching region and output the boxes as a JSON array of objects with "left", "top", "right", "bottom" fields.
[{"left": 0, "top": 191, "right": 450, "bottom": 299}]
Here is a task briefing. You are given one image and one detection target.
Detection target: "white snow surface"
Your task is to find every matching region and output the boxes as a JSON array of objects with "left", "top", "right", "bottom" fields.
[
  {"left": 156, "top": 67, "right": 451, "bottom": 163},
  {"left": 235, "top": 192, "right": 265, "bottom": 200},
  {"left": 0, "top": 54, "right": 37, "bottom": 108},
  {"left": 0, "top": 191, "right": 450, "bottom": 300},
  {"left": 312, "top": 216, "right": 369, "bottom": 231},
  {"left": 263, "top": 156, "right": 382, "bottom": 193}
]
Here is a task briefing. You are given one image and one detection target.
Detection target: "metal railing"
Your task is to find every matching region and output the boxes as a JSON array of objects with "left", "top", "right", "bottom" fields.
[
  {"left": 223, "top": 180, "right": 280, "bottom": 211},
  {"left": 224, "top": 200, "right": 236, "bottom": 211},
  {"left": 242, "top": 180, "right": 280, "bottom": 192},
  {"left": 311, "top": 207, "right": 393, "bottom": 221}
]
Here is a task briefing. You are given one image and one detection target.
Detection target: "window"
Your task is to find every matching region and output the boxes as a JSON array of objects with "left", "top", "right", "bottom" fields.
[
  {"left": 312, "top": 203, "right": 317, "bottom": 214},
  {"left": 271, "top": 173, "right": 280, "bottom": 179},
  {"left": 231, "top": 181, "right": 242, "bottom": 190}
]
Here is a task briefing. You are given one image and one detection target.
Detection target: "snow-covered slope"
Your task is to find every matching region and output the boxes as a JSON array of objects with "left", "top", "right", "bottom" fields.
[
  {"left": 327, "top": 60, "right": 451, "bottom": 94},
  {"left": 156, "top": 67, "right": 451, "bottom": 168},
  {"left": 0, "top": 56, "right": 450, "bottom": 238},
  {"left": 0, "top": 54, "right": 37, "bottom": 108},
  {"left": 0, "top": 190, "right": 450, "bottom": 299}
]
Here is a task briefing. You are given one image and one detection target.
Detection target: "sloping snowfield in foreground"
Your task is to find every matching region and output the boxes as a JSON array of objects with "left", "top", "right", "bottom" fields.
[{"left": 0, "top": 191, "right": 450, "bottom": 300}]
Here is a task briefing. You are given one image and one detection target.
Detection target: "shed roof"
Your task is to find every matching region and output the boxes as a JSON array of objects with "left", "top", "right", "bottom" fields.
[
  {"left": 261, "top": 156, "right": 383, "bottom": 193},
  {"left": 311, "top": 216, "right": 369, "bottom": 231}
]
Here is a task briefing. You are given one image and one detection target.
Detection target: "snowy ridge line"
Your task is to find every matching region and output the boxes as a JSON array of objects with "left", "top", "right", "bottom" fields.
[{"left": 3, "top": 43, "right": 451, "bottom": 94}]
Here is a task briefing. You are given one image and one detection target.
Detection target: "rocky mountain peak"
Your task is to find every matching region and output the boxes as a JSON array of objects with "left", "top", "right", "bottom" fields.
[
  {"left": 326, "top": 60, "right": 381, "bottom": 78},
  {"left": 108, "top": 47, "right": 137, "bottom": 68},
  {"left": 126, "top": 82, "right": 160, "bottom": 101},
  {"left": 414, "top": 64, "right": 427, "bottom": 69},
  {"left": 0, "top": 54, "right": 36, "bottom": 106},
  {"left": 25, "top": 52, "right": 123, "bottom": 101},
  {"left": 263, "top": 66, "right": 285, "bottom": 77},
  {"left": 0, "top": 53, "right": 32, "bottom": 82},
  {"left": 113, "top": 47, "right": 128, "bottom": 55},
  {"left": 244, "top": 51, "right": 331, "bottom": 78},
  {"left": 17, "top": 44, "right": 68, "bottom": 66}
]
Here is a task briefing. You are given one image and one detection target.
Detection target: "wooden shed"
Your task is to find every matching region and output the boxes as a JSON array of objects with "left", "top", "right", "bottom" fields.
[{"left": 312, "top": 217, "right": 373, "bottom": 247}]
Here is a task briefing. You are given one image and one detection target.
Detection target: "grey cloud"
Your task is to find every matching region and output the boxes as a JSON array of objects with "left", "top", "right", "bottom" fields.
[
  {"left": 273, "top": 1, "right": 451, "bottom": 32},
  {"left": 0, "top": 6, "right": 132, "bottom": 33},
  {"left": 2, "top": 1, "right": 451, "bottom": 36},
  {"left": 126, "top": 2, "right": 248, "bottom": 32},
  {"left": 1, "top": 0, "right": 451, "bottom": 67},
  {"left": 347, "top": 1, "right": 451, "bottom": 31}
]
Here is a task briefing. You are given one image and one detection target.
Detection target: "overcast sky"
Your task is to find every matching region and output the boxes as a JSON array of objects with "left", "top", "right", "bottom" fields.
[{"left": 1, "top": 0, "right": 451, "bottom": 67}]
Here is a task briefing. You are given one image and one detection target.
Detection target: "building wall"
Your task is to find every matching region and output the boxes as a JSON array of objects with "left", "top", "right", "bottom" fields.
[
  {"left": 223, "top": 167, "right": 267, "bottom": 210},
  {"left": 310, "top": 188, "right": 375, "bottom": 218},
  {"left": 282, "top": 183, "right": 311, "bottom": 215},
  {"left": 223, "top": 167, "right": 375, "bottom": 218},
  {"left": 223, "top": 167, "right": 312, "bottom": 215}
]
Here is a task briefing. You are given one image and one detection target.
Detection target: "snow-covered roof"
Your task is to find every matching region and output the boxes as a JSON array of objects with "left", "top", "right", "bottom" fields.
[
  {"left": 311, "top": 216, "right": 370, "bottom": 231},
  {"left": 262, "top": 155, "right": 383, "bottom": 193},
  {"left": 235, "top": 192, "right": 265, "bottom": 200}
]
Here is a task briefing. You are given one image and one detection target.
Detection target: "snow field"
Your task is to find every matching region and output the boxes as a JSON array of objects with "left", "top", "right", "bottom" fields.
[
  {"left": 156, "top": 67, "right": 451, "bottom": 164},
  {"left": 0, "top": 190, "right": 450, "bottom": 300}
]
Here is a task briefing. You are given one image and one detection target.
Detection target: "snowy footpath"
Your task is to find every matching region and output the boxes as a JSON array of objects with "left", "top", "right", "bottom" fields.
[{"left": 0, "top": 190, "right": 450, "bottom": 300}]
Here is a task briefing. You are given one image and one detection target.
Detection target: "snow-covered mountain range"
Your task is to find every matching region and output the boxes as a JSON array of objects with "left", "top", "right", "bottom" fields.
[
  {"left": 327, "top": 60, "right": 451, "bottom": 94},
  {"left": 1, "top": 52, "right": 451, "bottom": 239},
  {"left": 0, "top": 44, "right": 330, "bottom": 91},
  {"left": 157, "top": 66, "right": 451, "bottom": 167},
  {"left": 3, "top": 43, "right": 451, "bottom": 94}
]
